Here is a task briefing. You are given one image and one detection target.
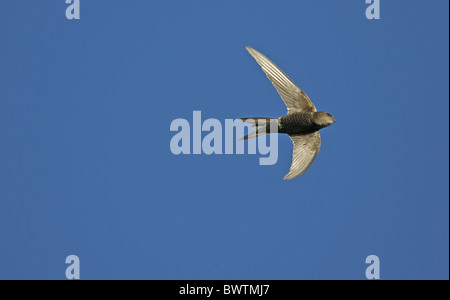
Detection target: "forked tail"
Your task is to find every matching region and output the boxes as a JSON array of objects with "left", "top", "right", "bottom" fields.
[{"left": 238, "top": 118, "right": 278, "bottom": 140}]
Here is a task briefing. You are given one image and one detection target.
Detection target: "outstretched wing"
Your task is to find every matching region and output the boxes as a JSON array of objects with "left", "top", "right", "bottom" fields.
[
  {"left": 246, "top": 46, "right": 316, "bottom": 114},
  {"left": 284, "top": 132, "right": 321, "bottom": 180}
]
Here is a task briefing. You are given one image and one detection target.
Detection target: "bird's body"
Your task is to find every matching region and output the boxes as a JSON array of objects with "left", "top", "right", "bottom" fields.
[
  {"left": 279, "top": 112, "right": 321, "bottom": 135},
  {"left": 240, "top": 47, "right": 336, "bottom": 180}
]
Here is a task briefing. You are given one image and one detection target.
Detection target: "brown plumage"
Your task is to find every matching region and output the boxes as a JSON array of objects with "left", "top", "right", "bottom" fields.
[{"left": 239, "top": 47, "right": 335, "bottom": 180}]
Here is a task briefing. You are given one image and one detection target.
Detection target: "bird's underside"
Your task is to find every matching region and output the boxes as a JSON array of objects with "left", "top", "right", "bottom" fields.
[{"left": 242, "top": 46, "right": 327, "bottom": 180}]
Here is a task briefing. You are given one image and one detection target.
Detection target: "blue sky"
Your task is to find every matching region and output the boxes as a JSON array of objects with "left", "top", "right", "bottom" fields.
[{"left": 0, "top": 1, "right": 448, "bottom": 280}]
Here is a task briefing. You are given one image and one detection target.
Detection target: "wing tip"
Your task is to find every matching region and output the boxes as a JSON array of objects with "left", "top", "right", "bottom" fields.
[
  {"left": 245, "top": 46, "right": 257, "bottom": 55},
  {"left": 283, "top": 172, "right": 302, "bottom": 181},
  {"left": 283, "top": 175, "right": 292, "bottom": 180}
]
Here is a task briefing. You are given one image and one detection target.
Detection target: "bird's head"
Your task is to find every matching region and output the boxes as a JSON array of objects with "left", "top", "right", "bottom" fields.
[{"left": 313, "top": 112, "right": 336, "bottom": 128}]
